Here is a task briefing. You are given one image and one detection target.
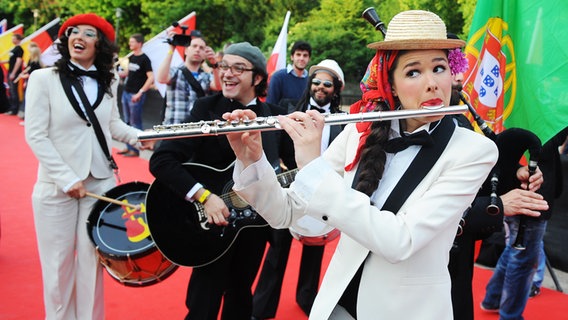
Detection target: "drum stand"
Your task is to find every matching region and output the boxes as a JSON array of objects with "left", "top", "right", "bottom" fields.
[{"left": 544, "top": 246, "right": 564, "bottom": 292}]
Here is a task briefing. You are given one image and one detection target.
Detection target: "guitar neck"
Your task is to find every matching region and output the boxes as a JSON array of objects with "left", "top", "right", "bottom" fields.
[{"left": 277, "top": 169, "right": 298, "bottom": 188}]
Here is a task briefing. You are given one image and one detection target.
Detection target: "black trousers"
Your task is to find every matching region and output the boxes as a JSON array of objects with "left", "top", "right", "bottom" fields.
[
  {"left": 185, "top": 226, "right": 269, "bottom": 320},
  {"left": 252, "top": 228, "right": 325, "bottom": 318}
]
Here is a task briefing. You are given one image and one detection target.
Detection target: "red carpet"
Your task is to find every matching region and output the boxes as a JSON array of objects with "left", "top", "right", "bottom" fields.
[{"left": 1, "top": 113, "right": 567, "bottom": 319}]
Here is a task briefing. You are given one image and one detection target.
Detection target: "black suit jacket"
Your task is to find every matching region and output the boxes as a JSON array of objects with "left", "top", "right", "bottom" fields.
[{"left": 149, "top": 93, "right": 286, "bottom": 199}]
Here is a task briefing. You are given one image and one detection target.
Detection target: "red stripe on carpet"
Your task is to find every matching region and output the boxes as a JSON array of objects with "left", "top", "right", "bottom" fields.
[{"left": 1, "top": 113, "right": 567, "bottom": 319}]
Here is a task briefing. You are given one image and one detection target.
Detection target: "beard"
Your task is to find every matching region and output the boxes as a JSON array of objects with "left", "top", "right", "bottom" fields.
[{"left": 311, "top": 89, "right": 333, "bottom": 106}]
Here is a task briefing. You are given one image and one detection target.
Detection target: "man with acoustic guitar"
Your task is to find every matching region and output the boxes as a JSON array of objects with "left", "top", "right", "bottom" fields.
[{"left": 148, "top": 41, "right": 294, "bottom": 320}]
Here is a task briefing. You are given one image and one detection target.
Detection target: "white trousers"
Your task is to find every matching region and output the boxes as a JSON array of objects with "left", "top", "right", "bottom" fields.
[{"left": 32, "top": 175, "right": 115, "bottom": 320}]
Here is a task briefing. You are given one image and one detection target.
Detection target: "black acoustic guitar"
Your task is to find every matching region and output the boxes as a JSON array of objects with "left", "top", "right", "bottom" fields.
[{"left": 145, "top": 161, "right": 297, "bottom": 267}]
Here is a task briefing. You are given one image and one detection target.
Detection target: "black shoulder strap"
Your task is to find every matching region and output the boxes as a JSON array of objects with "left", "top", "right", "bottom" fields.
[
  {"left": 69, "top": 78, "right": 119, "bottom": 173},
  {"left": 180, "top": 66, "right": 206, "bottom": 98},
  {"left": 60, "top": 73, "right": 105, "bottom": 121}
]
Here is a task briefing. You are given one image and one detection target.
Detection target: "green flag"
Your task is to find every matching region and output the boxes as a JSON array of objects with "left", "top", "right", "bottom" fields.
[{"left": 462, "top": 0, "right": 568, "bottom": 144}]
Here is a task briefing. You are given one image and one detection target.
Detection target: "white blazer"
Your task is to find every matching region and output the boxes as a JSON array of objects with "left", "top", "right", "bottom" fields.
[
  {"left": 233, "top": 121, "right": 497, "bottom": 320},
  {"left": 25, "top": 67, "right": 140, "bottom": 190}
]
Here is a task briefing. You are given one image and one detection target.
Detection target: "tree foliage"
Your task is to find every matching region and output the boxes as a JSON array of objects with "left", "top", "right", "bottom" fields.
[{"left": 1, "top": 0, "right": 478, "bottom": 88}]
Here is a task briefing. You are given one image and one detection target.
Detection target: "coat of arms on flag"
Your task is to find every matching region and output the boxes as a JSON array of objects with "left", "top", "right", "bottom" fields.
[
  {"left": 463, "top": 17, "right": 514, "bottom": 135},
  {"left": 463, "top": 0, "right": 568, "bottom": 144}
]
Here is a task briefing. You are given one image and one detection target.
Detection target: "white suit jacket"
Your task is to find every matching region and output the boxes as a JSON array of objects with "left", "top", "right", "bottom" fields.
[
  {"left": 25, "top": 67, "right": 140, "bottom": 190},
  {"left": 233, "top": 120, "right": 497, "bottom": 320}
]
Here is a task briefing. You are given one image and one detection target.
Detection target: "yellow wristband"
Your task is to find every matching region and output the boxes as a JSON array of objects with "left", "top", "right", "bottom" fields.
[
  {"left": 168, "top": 49, "right": 174, "bottom": 55},
  {"left": 197, "top": 189, "right": 211, "bottom": 204}
]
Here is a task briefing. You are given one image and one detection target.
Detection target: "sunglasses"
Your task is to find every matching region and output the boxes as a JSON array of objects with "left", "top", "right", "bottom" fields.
[
  {"left": 311, "top": 78, "right": 333, "bottom": 88},
  {"left": 65, "top": 26, "right": 98, "bottom": 39}
]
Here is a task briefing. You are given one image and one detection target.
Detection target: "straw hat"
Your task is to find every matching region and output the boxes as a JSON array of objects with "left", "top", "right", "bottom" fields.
[{"left": 367, "top": 10, "right": 464, "bottom": 50}]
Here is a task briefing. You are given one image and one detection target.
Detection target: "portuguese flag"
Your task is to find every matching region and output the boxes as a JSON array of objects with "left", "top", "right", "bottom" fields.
[{"left": 462, "top": 0, "right": 568, "bottom": 143}]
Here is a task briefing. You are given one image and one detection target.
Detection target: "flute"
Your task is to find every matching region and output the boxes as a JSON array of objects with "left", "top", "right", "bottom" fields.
[{"left": 138, "top": 105, "right": 468, "bottom": 141}]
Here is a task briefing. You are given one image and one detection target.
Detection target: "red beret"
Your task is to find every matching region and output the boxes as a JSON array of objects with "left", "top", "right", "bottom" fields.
[{"left": 59, "top": 13, "right": 115, "bottom": 43}]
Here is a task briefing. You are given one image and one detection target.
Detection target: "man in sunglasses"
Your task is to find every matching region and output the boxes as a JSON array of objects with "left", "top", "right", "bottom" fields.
[
  {"left": 252, "top": 59, "right": 345, "bottom": 320},
  {"left": 251, "top": 40, "right": 312, "bottom": 320},
  {"left": 150, "top": 42, "right": 294, "bottom": 320}
]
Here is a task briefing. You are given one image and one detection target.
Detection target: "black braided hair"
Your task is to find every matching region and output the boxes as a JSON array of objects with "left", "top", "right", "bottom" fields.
[
  {"left": 353, "top": 102, "right": 391, "bottom": 196},
  {"left": 353, "top": 53, "right": 401, "bottom": 197}
]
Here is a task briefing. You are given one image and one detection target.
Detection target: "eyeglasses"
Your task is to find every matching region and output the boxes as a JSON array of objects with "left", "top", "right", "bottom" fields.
[
  {"left": 65, "top": 26, "right": 98, "bottom": 40},
  {"left": 311, "top": 79, "right": 333, "bottom": 88},
  {"left": 218, "top": 62, "right": 254, "bottom": 75}
]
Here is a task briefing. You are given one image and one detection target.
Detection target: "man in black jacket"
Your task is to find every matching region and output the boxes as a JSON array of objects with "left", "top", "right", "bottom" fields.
[
  {"left": 149, "top": 42, "right": 292, "bottom": 320},
  {"left": 252, "top": 59, "right": 345, "bottom": 319}
]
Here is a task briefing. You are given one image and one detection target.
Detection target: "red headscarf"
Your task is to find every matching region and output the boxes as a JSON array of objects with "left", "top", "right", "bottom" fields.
[{"left": 345, "top": 50, "right": 398, "bottom": 171}]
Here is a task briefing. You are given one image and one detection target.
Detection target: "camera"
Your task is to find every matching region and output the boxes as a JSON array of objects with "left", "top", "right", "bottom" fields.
[{"left": 165, "top": 22, "right": 192, "bottom": 47}]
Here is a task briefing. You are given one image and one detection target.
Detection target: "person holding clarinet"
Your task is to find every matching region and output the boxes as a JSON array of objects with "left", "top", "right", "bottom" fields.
[
  {"left": 481, "top": 127, "right": 567, "bottom": 319},
  {"left": 445, "top": 33, "right": 548, "bottom": 320}
]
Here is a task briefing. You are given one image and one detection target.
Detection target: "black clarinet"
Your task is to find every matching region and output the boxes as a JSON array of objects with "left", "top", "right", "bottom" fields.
[
  {"left": 457, "top": 91, "right": 502, "bottom": 215},
  {"left": 362, "top": 7, "right": 387, "bottom": 37},
  {"left": 486, "top": 172, "right": 500, "bottom": 215},
  {"left": 459, "top": 91, "right": 497, "bottom": 141},
  {"left": 512, "top": 149, "right": 540, "bottom": 250}
]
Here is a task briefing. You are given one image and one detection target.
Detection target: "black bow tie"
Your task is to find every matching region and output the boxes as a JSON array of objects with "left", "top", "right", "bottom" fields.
[
  {"left": 69, "top": 65, "right": 98, "bottom": 79},
  {"left": 384, "top": 130, "right": 434, "bottom": 153},
  {"left": 310, "top": 105, "right": 326, "bottom": 113}
]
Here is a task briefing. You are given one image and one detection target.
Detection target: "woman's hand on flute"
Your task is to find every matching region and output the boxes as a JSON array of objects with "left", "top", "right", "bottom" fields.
[
  {"left": 223, "top": 109, "right": 264, "bottom": 168},
  {"left": 277, "top": 110, "right": 324, "bottom": 169}
]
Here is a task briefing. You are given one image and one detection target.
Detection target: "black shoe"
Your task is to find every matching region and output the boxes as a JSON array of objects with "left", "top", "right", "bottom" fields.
[
  {"left": 529, "top": 284, "right": 541, "bottom": 297},
  {"left": 4, "top": 110, "right": 17, "bottom": 115},
  {"left": 123, "top": 150, "right": 139, "bottom": 157},
  {"left": 480, "top": 302, "right": 499, "bottom": 313}
]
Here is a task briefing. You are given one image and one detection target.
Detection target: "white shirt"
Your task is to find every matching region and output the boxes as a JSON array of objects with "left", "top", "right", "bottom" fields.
[
  {"left": 62, "top": 62, "right": 102, "bottom": 192},
  {"left": 308, "top": 97, "right": 332, "bottom": 154}
]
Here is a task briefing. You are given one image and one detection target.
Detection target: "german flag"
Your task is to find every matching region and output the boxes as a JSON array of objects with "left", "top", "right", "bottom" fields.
[{"left": 22, "top": 18, "right": 60, "bottom": 64}]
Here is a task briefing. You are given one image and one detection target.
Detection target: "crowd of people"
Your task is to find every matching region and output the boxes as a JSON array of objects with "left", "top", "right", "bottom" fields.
[{"left": 2, "top": 8, "right": 567, "bottom": 320}]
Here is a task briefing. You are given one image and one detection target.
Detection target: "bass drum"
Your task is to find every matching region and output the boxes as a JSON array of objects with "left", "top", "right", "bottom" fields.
[
  {"left": 289, "top": 215, "right": 340, "bottom": 246},
  {"left": 87, "top": 181, "right": 178, "bottom": 287}
]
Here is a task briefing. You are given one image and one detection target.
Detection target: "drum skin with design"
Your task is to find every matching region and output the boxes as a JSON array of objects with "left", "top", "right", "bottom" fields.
[{"left": 87, "top": 181, "right": 178, "bottom": 287}]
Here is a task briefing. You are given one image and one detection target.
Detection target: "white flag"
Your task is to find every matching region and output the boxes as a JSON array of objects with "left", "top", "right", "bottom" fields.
[{"left": 266, "top": 11, "right": 291, "bottom": 77}]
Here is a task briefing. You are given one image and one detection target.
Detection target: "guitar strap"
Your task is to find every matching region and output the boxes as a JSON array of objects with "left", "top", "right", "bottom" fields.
[
  {"left": 60, "top": 74, "right": 120, "bottom": 179},
  {"left": 339, "top": 116, "right": 456, "bottom": 317}
]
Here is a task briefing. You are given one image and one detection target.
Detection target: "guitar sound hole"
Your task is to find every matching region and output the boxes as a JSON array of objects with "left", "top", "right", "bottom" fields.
[{"left": 228, "top": 193, "right": 249, "bottom": 209}]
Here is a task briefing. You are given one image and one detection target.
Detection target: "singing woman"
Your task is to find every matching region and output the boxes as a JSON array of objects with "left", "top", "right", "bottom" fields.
[
  {"left": 24, "top": 14, "right": 153, "bottom": 319},
  {"left": 224, "top": 10, "right": 498, "bottom": 320}
]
